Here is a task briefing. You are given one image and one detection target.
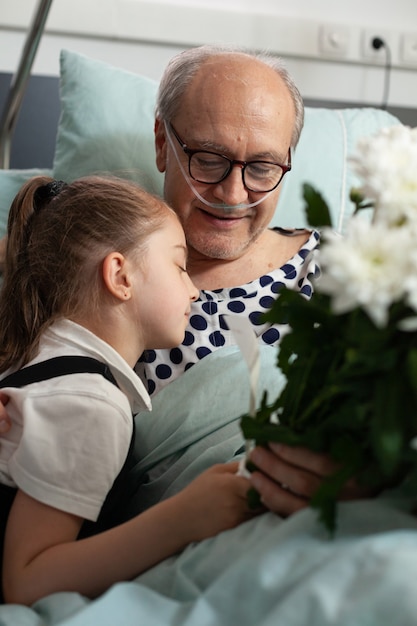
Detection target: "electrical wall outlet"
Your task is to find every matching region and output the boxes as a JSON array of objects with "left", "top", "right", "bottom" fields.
[
  {"left": 401, "top": 32, "right": 417, "bottom": 66},
  {"left": 319, "top": 24, "right": 351, "bottom": 57},
  {"left": 362, "top": 29, "right": 394, "bottom": 63}
]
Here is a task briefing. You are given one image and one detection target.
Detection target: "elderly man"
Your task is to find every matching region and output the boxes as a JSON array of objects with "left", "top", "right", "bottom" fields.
[{"left": 135, "top": 45, "right": 340, "bottom": 517}]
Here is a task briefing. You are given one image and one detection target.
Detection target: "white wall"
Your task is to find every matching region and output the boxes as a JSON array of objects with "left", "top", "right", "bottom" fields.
[{"left": 0, "top": 0, "right": 416, "bottom": 108}]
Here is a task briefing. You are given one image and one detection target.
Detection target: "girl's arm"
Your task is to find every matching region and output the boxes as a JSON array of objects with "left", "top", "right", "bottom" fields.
[{"left": 3, "top": 462, "right": 254, "bottom": 605}]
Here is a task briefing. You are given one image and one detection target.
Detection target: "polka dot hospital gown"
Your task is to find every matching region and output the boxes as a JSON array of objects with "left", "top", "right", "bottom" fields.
[{"left": 136, "top": 228, "right": 320, "bottom": 396}]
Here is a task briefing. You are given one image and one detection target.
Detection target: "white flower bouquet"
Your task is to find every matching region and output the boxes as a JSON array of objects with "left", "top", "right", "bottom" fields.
[{"left": 241, "top": 125, "right": 417, "bottom": 533}]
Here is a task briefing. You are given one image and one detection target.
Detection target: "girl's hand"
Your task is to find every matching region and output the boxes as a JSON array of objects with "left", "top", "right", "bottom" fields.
[{"left": 176, "top": 462, "right": 259, "bottom": 542}]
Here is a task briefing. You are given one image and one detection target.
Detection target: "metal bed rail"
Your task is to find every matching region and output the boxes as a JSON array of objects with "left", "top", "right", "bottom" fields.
[{"left": 0, "top": 0, "right": 54, "bottom": 169}]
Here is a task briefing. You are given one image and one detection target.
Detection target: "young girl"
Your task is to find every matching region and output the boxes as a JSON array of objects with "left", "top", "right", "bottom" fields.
[{"left": 0, "top": 175, "right": 253, "bottom": 606}]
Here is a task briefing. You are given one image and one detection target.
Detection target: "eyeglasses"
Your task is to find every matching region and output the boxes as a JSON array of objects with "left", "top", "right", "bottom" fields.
[{"left": 168, "top": 123, "right": 291, "bottom": 193}]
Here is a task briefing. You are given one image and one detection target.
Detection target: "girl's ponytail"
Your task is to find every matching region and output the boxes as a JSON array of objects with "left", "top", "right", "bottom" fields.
[{"left": 0, "top": 176, "right": 61, "bottom": 373}]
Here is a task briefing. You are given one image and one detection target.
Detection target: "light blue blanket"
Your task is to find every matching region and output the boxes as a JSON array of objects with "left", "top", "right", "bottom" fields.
[
  {"left": 1, "top": 346, "right": 417, "bottom": 625},
  {"left": 2, "top": 502, "right": 417, "bottom": 625}
]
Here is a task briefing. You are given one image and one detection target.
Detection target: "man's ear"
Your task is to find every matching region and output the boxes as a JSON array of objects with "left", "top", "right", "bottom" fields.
[
  {"left": 102, "top": 252, "right": 132, "bottom": 301},
  {"left": 155, "top": 118, "right": 167, "bottom": 173}
]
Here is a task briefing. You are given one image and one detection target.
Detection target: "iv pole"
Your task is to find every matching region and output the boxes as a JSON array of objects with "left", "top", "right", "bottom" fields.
[{"left": 0, "top": 0, "right": 54, "bottom": 169}]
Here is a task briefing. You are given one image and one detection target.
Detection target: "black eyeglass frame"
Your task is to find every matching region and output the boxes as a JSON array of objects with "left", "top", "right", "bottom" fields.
[{"left": 168, "top": 122, "right": 292, "bottom": 193}]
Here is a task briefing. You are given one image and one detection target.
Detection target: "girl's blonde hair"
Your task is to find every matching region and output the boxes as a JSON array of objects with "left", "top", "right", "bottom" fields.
[{"left": 0, "top": 175, "right": 172, "bottom": 373}]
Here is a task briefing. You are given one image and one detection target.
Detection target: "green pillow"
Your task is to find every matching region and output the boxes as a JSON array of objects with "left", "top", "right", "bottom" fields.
[
  {"left": 0, "top": 168, "right": 52, "bottom": 238},
  {"left": 52, "top": 49, "right": 401, "bottom": 234},
  {"left": 53, "top": 50, "right": 164, "bottom": 196},
  {"left": 276, "top": 106, "right": 401, "bottom": 233}
]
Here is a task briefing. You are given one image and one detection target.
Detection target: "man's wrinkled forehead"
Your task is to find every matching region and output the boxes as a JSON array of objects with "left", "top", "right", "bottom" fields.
[
  {"left": 181, "top": 56, "right": 293, "bottom": 120},
  {"left": 176, "top": 65, "right": 294, "bottom": 158}
]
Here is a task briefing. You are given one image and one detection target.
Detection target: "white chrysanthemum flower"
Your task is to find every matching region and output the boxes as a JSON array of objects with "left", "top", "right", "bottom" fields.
[
  {"left": 349, "top": 126, "right": 417, "bottom": 227},
  {"left": 316, "top": 217, "right": 416, "bottom": 327}
]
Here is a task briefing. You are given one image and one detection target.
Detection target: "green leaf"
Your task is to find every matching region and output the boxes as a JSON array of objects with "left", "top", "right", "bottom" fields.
[
  {"left": 349, "top": 187, "right": 375, "bottom": 214},
  {"left": 240, "top": 415, "right": 304, "bottom": 446},
  {"left": 302, "top": 183, "right": 333, "bottom": 228},
  {"left": 311, "top": 462, "right": 360, "bottom": 534},
  {"left": 370, "top": 375, "right": 405, "bottom": 476}
]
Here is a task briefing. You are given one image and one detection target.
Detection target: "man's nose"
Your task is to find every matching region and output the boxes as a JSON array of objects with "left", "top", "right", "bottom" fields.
[{"left": 212, "top": 164, "right": 249, "bottom": 206}]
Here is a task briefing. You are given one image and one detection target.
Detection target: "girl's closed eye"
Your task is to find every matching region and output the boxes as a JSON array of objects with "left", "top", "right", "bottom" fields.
[
  {"left": 174, "top": 255, "right": 187, "bottom": 272},
  {"left": 176, "top": 247, "right": 188, "bottom": 273}
]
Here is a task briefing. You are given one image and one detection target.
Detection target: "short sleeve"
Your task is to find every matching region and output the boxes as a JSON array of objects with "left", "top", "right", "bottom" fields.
[{"left": 8, "top": 375, "right": 133, "bottom": 521}]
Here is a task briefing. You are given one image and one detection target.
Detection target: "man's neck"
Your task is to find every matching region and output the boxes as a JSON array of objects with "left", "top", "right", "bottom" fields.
[
  {"left": 187, "top": 254, "right": 253, "bottom": 291},
  {"left": 187, "top": 229, "right": 309, "bottom": 291}
]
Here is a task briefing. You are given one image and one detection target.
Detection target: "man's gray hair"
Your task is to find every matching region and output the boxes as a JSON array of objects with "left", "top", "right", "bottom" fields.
[{"left": 156, "top": 44, "right": 304, "bottom": 148}]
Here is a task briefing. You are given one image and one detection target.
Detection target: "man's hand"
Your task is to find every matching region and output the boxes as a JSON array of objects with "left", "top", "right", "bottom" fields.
[{"left": 248, "top": 442, "right": 368, "bottom": 517}]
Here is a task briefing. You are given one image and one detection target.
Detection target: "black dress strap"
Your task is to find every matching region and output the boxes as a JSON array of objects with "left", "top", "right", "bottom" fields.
[{"left": 0, "top": 356, "right": 119, "bottom": 389}]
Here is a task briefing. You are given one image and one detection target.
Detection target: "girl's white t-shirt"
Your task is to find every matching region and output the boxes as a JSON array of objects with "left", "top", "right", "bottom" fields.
[{"left": 0, "top": 319, "right": 151, "bottom": 521}]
